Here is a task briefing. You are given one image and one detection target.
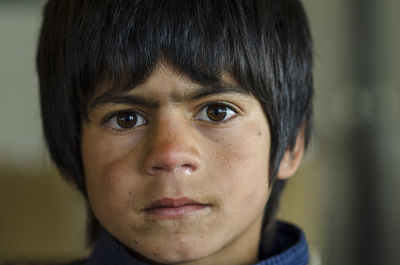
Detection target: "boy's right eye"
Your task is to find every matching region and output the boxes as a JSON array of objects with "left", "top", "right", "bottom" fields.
[{"left": 103, "top": 111, "right": 147, "bottom": 130}]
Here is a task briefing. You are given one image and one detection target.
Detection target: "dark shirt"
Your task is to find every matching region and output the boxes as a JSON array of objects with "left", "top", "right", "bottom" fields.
[{"left": 71, "top": 221, "right": 308, "bottom": 265}]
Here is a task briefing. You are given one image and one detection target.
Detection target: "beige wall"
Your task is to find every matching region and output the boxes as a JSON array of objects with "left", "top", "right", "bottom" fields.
[{"left": 0, "top": 167, "right": 88, "bottom": 262}]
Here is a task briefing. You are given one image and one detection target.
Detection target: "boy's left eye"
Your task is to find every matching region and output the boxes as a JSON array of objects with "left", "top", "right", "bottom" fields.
[
  {"left": 104, "top": 111, "right": 147, "bottom": 130},
  {"left": 196, "top": 103, "right": 237, "bottom": 122}
]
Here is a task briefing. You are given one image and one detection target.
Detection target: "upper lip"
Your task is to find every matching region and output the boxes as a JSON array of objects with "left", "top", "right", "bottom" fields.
[{"left": 146, "top": 197, "right": 205, "bottom": 209}]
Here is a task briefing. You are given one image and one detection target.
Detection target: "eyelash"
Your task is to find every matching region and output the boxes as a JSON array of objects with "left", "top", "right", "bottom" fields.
[{"left": 102, "top": 102, "right": 239, "bottom": 133}]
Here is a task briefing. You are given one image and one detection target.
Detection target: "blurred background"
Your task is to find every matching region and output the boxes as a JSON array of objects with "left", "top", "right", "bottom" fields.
[{"left": 0, "top": 0, "right": 399, "bottom": 264}]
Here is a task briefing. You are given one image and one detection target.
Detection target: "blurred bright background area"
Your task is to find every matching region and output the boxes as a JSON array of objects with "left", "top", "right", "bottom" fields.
[{"left": 0, "top": 0, "right": 399, "bottom": 265}]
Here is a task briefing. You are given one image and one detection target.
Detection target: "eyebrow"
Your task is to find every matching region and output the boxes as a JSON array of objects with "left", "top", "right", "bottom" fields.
[{"left": 88, "top": 83, "right": 249, "bottom": 111}]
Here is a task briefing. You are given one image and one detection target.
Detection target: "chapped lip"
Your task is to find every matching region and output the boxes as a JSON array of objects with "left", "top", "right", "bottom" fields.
[
  {"left": 145, "top": 197, "right": 206, "bottom": 209},
  {"left": 143, "top": 197, "right": 209, "bottom": 217}
]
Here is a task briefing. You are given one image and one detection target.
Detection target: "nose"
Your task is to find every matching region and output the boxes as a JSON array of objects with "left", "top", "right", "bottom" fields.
[{"left": 142, "top": 114, "right": 201, "bottom": 176}]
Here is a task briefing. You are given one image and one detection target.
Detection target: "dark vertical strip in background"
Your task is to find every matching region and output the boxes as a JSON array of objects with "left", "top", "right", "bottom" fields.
[{"left": 349, "top": 0, "right": 382, "bottom": 264}]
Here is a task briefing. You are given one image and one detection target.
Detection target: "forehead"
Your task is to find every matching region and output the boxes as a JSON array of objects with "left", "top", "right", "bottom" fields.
[{"left": 124, "top": 64, "right": 244, "bottom": 96}]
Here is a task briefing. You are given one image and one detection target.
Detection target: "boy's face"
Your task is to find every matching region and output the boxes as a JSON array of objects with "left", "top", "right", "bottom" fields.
[{"left": 82, "top": 64, "right": 272, "bottom": 264}]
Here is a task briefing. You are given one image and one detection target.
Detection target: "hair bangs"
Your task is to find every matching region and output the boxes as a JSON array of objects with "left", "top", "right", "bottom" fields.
[
  {"left": 61, "top": 0, "right": 297, "bottom": 178},
  {"left": 72, "top": 0, "right": 265, "bottom": 116},
  {"left": 38, "top": 0, "right": 313, "bottom": 185}
]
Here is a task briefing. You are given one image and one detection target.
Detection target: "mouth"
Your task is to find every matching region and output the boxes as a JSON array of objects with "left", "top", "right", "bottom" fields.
[{"left": 143, "top": 197, "right": 209, "bottom": 218}]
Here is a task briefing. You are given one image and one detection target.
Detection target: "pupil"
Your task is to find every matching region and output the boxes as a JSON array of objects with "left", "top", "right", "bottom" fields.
[
  {"left": 117, "top": 113, "right": 137, "bottom": 128},
  {"left": 207, "top": 105, "right": 227, "bottom": 121}
]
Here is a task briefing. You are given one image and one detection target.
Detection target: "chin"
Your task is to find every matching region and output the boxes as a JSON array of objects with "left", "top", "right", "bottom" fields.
[
  {"left": 133, "top": 248, "right": 210, "bottom": 265},
  {"left": 150, "top": 254, "right": 202, "bottom": 265},
  {"left": 131, "top": 237, "right": 216, "bottom": 265}
]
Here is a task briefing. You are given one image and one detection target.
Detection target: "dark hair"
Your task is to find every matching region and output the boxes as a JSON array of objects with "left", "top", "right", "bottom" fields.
[{"left": 37, "top": 0, "right": 313, "bottom": 242}]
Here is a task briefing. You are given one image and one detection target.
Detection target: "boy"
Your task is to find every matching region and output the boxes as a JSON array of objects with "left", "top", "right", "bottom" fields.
[{"left": 37, "top": 0, "right": 313, "bottom": 264}]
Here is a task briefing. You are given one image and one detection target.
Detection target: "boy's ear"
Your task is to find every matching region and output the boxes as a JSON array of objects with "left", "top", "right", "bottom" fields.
[{"left": 277, "top": 126, "right": 305, "bottom": 180}]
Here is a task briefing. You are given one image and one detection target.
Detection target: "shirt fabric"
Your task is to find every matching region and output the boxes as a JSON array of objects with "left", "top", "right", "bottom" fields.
[{"left": 74, "top": 221, "right": 308, "bottom": 265}]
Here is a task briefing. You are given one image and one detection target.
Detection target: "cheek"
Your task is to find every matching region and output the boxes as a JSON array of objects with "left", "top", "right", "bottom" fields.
[
  {"left": 209, "top": 121, "right": 271, "bottom": 208},
  {"left": 82, "top": 130, "right": 140, "bottom": 214}
]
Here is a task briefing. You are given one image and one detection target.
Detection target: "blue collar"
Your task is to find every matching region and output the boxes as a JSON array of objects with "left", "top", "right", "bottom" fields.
[
  {"left": 255, "top": 222, "right": 309, "bottom": 265},
  {"left": 86, "top": 221, "right": 308, "bottom": 265}
]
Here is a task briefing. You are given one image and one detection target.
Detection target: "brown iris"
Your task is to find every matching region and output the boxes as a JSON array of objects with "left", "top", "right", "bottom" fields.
[
  {"left": 206, "top": 104, "right": 228, "bottom": 122},
  {"left": 116, "top": 112, "right": 137, "bottom": 128}
]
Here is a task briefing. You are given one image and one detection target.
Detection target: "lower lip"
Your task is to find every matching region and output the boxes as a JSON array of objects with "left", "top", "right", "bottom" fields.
[{"left": 144, "top": 204, "right": 208, "bottom": 218}]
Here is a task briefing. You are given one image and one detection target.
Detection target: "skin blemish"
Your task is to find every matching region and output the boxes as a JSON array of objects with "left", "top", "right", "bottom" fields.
[
  {"left": 153, "top": 253, "right": 158, "bottom": 256},
  {"left": 134, "top": 240, "right": 139, "bottom": 245}
]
